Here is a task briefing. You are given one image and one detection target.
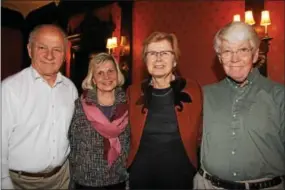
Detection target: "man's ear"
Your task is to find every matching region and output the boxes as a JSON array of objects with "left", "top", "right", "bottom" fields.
[
  {"left": 27, "top": 44, "right": 32, "bottom": 58},
  {"left": 253, "top": 48, "right": 259, "bottom": 63}
]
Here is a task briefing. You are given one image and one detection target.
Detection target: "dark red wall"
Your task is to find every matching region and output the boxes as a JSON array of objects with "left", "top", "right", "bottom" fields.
[
  {"left": 132, "top": 1, "right": 284, "bottom": 85},
  {"left": 265, "top": 1, "right": 284, "bottom": 84}
]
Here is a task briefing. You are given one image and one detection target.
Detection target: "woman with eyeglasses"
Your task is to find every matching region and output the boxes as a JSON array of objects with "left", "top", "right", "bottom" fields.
[{"left": 127, "top": 32, "right": 203, "bottom": 189}]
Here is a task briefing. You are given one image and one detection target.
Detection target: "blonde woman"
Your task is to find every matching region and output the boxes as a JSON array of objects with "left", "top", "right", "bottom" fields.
[{"left": 69, "top": 53, "right": 130, "bottom": 190}]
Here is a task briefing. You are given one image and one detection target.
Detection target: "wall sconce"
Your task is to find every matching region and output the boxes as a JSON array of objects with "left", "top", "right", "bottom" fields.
[
  {"left": 106, "top": 37, "right": 118, "bottom": 54},
  {"left": 260, "top": 10, "right": 271, "bottom": 37},
  {"left": 120, "top": 36, "right": 130, "bottom": 56},
  {"left": 245, "top": 10, "right": 255, "bottom": 25},
  {"left": 232, "top": 10, "right": 272, "bottom": 38}
]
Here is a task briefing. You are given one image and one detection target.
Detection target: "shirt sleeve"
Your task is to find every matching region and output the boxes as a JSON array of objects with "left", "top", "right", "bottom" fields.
[
  {"left": 1, "top": 83, "right": 17, "bottom": 189},
  {"left": 273, "top": 84, "right": 285, "bottom": 147},
  {"left": 278, "top": 86, "right": 285, "bottom": 146},
  {"left": 72, "top": 83, "right": 79, "bottom": 101}
]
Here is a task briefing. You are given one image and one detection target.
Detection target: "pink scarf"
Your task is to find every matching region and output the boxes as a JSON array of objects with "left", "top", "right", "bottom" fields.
[{"left": 81, "top": 99, "right": 128, "bottom": 166}]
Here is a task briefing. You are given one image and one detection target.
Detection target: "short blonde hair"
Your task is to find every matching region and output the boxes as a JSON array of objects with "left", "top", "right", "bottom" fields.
[
  {"left": 214, "top": 21, "right": 261, "bottom": 53},
  {"left": 81, "top": 52, "right": 125, "bottom": 90},
  {"left": 142, "top": 31, "right": 180, "bottom": 63}
]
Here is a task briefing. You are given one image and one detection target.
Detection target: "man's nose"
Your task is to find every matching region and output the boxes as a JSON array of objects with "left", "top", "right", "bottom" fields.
[
  {"left": 231, "top": 52, "right": 239, "bottom": 62},
  {"left": 44, "top": 50, "right": 55, "bottom": 61}
]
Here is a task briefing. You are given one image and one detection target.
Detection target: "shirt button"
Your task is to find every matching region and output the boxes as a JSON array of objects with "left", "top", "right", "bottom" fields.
[
  {"left": 52, "top": 105, "right": 54, "bottom": 108},
  {"left": 232, "top": 151, "right": 235, "bottom": 155},
  {"left": 233, "top": 114, "right": 236, "bottom": 118},
  {"left": 233, "top": 172, "right": 237, "bottom": 176},
  {"left": 235, "top": 99, "right": 239, "bottom": 102},
  {"left": 53, "top": 140, "right": 55, "bottom": 143},
  {"left": 53, "top": 156, "right": 55, "bottom": 159},
  {"left": 232, "top": 131, "right": 236, "bottom": 135}
]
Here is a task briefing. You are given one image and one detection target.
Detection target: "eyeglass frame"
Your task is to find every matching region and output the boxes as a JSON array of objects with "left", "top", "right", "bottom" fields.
[
  {"left": 145, "top": 50, "right": 174, "bottom": 60},
  {"left": 218, "top": 47, "right": 254, "bottom": 60}
]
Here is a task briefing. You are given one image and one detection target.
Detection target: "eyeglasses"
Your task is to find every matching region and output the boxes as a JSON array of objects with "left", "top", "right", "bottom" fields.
[
  {"left": 146, "top": 50, "right": 174, "bottom": 60},
  {"left": 219, "top": 47, "right": 253, "bottom": 60}
]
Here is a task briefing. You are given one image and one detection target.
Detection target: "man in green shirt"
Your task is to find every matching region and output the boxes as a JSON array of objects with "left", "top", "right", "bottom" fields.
[{"left": 194, "top": 21, "right": 285, "bottom": 189}]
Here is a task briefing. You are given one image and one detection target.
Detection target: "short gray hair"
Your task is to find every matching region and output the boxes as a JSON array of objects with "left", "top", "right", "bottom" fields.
[
  {"left": 81, "top": 52, "right": 125, "bottom": 90},
  {"left": 28, "top": 24, "right": 68, "bottom": 50},
  {"left": 213, "top": 22, "right": 261, "bottom": 53}
]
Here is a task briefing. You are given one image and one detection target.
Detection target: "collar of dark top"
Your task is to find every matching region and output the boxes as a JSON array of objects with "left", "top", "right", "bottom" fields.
[{"left": 136, "top": 76, "right": 192, "bottom": 113}]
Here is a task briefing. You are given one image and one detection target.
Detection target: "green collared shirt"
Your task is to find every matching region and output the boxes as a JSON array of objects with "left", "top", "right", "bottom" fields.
[{"left": 201, "top": 68, "right": 285, "bottom": 181}]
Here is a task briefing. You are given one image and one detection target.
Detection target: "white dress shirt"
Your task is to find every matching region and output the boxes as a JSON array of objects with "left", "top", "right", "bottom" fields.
[{"left": 1, "top": 66, "right": 78, "bottom": 189}]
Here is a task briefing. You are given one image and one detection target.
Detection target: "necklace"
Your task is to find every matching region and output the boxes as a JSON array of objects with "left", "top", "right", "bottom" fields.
[{"left": 152, "top": 88, "right": 173, "bottom": 97}]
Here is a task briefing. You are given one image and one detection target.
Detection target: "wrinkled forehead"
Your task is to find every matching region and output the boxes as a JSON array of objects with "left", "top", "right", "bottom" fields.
[
  {"left": 147, "top": 40, "right": 172, "bottom": 51},
  {"left": 34, "top": 27, "right": 65, "bottom": 43}
]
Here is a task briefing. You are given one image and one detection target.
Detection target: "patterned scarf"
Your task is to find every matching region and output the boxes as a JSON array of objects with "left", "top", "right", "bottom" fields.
[{"left": 81, "top": 98, "right": 128, "bottom": 166}]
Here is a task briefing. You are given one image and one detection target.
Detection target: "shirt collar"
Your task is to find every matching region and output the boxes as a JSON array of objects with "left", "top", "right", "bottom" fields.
[
  {"left": 226, "top": 68, "right": 260, "bottom": 89},
  {"left": 30, "top": 66, "right": 68, "bottom": 86}
]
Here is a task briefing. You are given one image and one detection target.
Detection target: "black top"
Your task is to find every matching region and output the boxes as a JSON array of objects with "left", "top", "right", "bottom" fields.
[
  {"left": 131, "top": 87, "right": 195, "bottom": 184},
  {"left": 141, "top": 87, "right": 180, "bottom": 149}
]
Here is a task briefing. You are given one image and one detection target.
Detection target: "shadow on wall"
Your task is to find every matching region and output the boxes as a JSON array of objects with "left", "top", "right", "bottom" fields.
[{"left": 211, "top": 56, "right": 226, "bottom": 82}]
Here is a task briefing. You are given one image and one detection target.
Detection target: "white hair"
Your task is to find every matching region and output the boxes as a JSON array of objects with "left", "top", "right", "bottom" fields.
[{"left": 214, "top": 21, "right": 261, "bottom": 53}]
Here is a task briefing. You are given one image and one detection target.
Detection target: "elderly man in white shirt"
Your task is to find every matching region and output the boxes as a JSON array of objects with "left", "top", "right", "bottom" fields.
[{"left": 1, "top": 24, "right": 78, "bottom": 189}]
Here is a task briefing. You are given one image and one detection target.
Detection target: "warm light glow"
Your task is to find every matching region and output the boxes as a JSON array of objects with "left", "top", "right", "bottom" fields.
[
  {"left": 120, "top": 36, "right": 128, "bottom": 46},
  {"left": 106, "top": 37, "right": 118, "bottom": 49},
  {"left": 233, "top": 14, "right": 241, "bottom": 22},
  {"left": 119, "top": 36, "right": 130, "bottom": 56},
  {"left": 260, "top": 10, "right": 271, "bottom": 26},
  {"left": 231, "top": 10, "right": 272, "bottom": 37},
  {"left": 260, "top": 10, "right": 271, "bottom": 36},
  {"left": 245, "top": 11, "right": 255, "bottom": 25}
]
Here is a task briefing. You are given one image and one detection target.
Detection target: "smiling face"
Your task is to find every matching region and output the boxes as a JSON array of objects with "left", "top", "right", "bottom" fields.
[
  {"left": 145, "top": 40, "right": 176, "bottom": 79},
  {"left": 219, "top": 39, "right": 259, "bottom": 83},
  {"left": 28, "top": 26, "right": 66, "bottom": 80},
  {"left": 92, "top": 60, "right": 118, "bottom": 93}
]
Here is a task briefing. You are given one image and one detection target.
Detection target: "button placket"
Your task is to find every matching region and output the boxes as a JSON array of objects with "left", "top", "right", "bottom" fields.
[
  {"left": 50, "top": 88, "right": 57, "bottom": 162},
  {"left": 230, "top": 92, "right": 241, "bottom": 179}
]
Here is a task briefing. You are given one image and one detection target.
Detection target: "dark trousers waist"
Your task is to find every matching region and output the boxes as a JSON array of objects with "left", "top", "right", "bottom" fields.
[{"left": 199, "top": 168, "right": 282, "bottom": 189}]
